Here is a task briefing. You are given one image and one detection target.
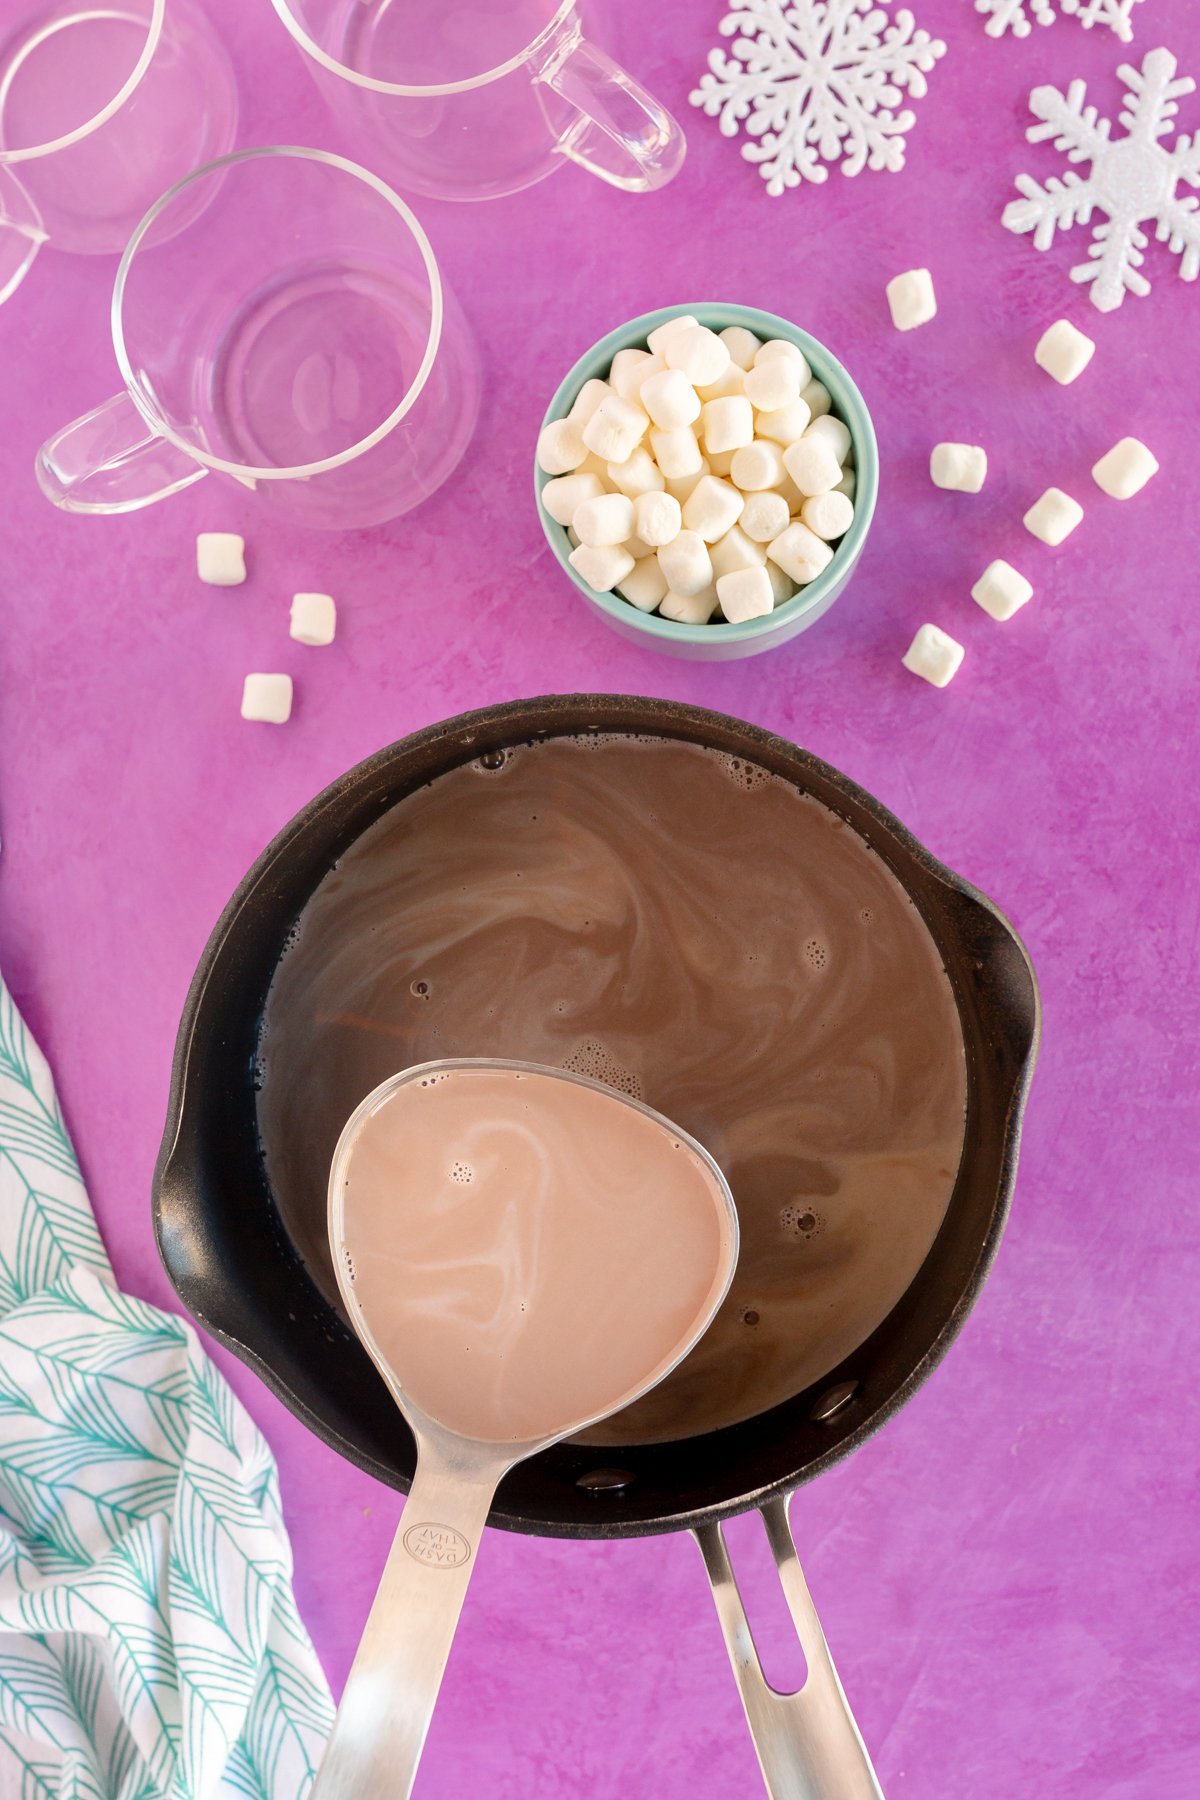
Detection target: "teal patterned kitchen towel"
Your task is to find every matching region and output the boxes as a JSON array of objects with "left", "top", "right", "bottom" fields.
[{"left": 0, "top": 985, "right": 334, "bottom": 1800}]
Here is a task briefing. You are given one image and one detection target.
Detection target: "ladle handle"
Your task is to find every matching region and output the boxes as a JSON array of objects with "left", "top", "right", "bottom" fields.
[
  {"left": 694, "top": 1498, "right": 884, "bottom": 1800},
  {"left": 311, "top": 1439, "right": 505, "bottom": 1800}
]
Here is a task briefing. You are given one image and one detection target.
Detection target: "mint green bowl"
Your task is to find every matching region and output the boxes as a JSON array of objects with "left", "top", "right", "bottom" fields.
[{"left": 535, "top": 303, "right": 878, "bottom": 662}]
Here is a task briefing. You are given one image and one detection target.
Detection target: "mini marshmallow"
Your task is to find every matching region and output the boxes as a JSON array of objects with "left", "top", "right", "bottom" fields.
[
  {"left": 646, "top": 314, "right": 697, "bottom": 357},
  {"left": 241, "top": 673, "right": 292, "bottom": 723},
  {"left": 640, "top": 367, "right": 701, "bottom": 430},
  {"left": 611, "top": 347, "right": 661, "bottom": 401},
  {"left": 720, "top": 326, "right": 762, "bottom": 370},
  {"left": 768, "top": 521, "right": 835, "bottom": 586},
  {"left": 573, "top": 492, "right": 635, "bottom": 547},
  {"left": 886, "top": 268, "right": 937, "bottom": 332},
  {"left": 665, "top": 325, "right": 730, "bottom": 389},
  {"left": 739, "top": 489, "right": 791, "bottom": 544},
  {"left": 657, "top": 530, "right": 713, "bottom": 597},
  {"left": 782, "top": 435, "right": 842, "bottom": 497},
  {"left": 1024, "top": 487, "right": 1084, "bottom": 546},
  {"left": 800, "top": 378, "right": 832, "bottom": 421},
  {"left": 930, "top": 443, "right": 988, "bottom": 494},
  {"left": 972, "top": 559, "right": 1033, "bottom": 622},
  {"left": 660, "top": 585, "right": 719, "bottom": 624},
  {"left": 1092, "top": 437, "right": 1159, "bottom": 500},
  {"left": 663, "top": 458, "right": 710, "bottom": 504},
  {"left": 289, "top": 592, "right": 336, "bottom": 646},
  {"left": 197, "top": 532, "right": 246, "bottom": 587},
  {"left": 582, "top": 393, "right": 648, "bottom": 465},
  {"left": 716, "top": 565, "right": 774, "bottom": 624},
  {"left": 683, "top": 475, "right": 744, "bottom": 543},
  {"left": 623, "top": 531, "right": 654, "bottom": 560},
  {"left": 542, "top": 471, "right": 604, "bottom": 526},
  {"left": 776, "top": 469, "right": 805, "bottom": 512},
  {"left": 834, "top": 467, "right": 857, "bottom": 501},
  {"left": 707, "top": 448, "right": 736, "bottom": 477},
  {"left": 754, "top": 399, "right": 812, "bottom": 447},
  {"left": 578, "top": 451, "right": 611, "bottom": 479},
  {"left": 1035, "top": 319, "right": 1095, "bottom": 386},
  {"left": 695, "top": 364, "right": 746, "bottom": 403},
  {"left": 650, "top": 425, "right": 703, "bottom": 481},
  {"left": 537, "top": 417, "right": 587, "bottom": 474},
  {"left": 616, "top": 556, "right": 669, "bottom": 613},
  {"left": 568, "top": 378, "right": 612, "bottom": 426},
  {"left": 744, "top": 357, "right": 802, "bottom": 413},
  {"left": 710, "top": 526, "right": 767, "bottom": 580},
  {"left": 569, "top": 541, "right": 636, "bottom": 592},
  {"left": 702, "top": 395, "right": 754, "bottom": 455},
  {"left": 633, "top": 489, "right": 682, "bottom": 547},
  {"left": 755, "top": 340, "right": 811, "bottom": 387},
  {"left": 902, "top": 624, "right": 964, "bottom": 688},
  {"left": 804, "top": 413, "right": 853, "bottom": 465},
  {"left": 731, "top": 440, "right": 786, "bottom": 492},
  {"left": 800, "top": 490, "right": 854, "bottom": 541},
  {"left": 765, "top": 560, "right": 795, "bottom": 606},
  {"left": 606, "top": 447, "right": 664, "bottom": 499}
]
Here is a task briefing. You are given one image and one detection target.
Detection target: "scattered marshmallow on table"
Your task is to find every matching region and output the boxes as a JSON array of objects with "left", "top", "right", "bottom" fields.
[
  {"left": 1035, "top": 320, "right": 1095, "bottom": 386},
  {"left": 542, "top": 470, "right": 604, "bottom": 525},
  {"left": 1024, "top": 486, "right": 1084, "bottom": 547},
  {"left": 902, "top": 625, "right": 964, "bottom": 688},
  {"left": 716, "top": 565, "right": 774, "bottom": 624},
  {"left": 640, "top": 367, "right": 701, "bottom": 430},
  {"left": 582, "top": 393, "right": 647, "bottom": 464},
  {"left": 972, "top": 560, "right": 1033, "bottom": 622},
  {"left": 767, "top": 521, "right": 834, "bottom": 586},
  {"left": 537, "top": 417, "right": 587, "bottom": 474},
  {"left": 701, "top": 395, "right": 754, "bottom": 454},
  {"left": 930, "top": 443, "right": 988, "bottom": 494},
  {"left": 570, "top": 542, "right": 635, "bottom": 592},
  {"left": 886, "top": 268, "right": 937, "bottom": 332},
  {"left": 633, "top": 489, "right": 682, "bottom": 547},
  {"left": 682, "top": 475, "right": 744, "bottom": 543},
  {"left": 197, "top": 532, "right": 246, "bottom": 587},
  {"left": 289, "top": 592, "right": 336, "bottom": 646},
  {"left": 574, "top": 492, "right": 634, "bottom": 546},
  {"left": 1092, "top": 437, "right": 1158, "bottom": 500},
  {"left": 658, "top": 529, "right": 713, "bottom": 597},
  {"left": 241, "top": 673, "right": 292, "bottom": 723}
]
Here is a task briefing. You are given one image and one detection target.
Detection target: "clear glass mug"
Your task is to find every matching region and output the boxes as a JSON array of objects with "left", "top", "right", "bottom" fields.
[
  {"left": 0, "top": 0, "right": 237, "bottom": 304},
  {"left": 35, "top": 147, "right": 481, "bottom": 531},
  {"left": 270, "top": 0, "right": 686, "bottom": 202}
]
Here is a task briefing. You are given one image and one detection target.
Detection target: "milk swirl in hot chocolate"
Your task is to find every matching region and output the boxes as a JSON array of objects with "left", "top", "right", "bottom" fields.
[{"left": 257, "top": 735, "right": 966, "bottom": 1444}]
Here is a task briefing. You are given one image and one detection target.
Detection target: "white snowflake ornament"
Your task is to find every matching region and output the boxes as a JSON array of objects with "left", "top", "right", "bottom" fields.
[
  {"left": 976, "top": 0, "right": 1146, "bottom": 42},
  {"left": 689, "top": 0, "right": 947, "bottom": 196},
  {"left": 1003, "top": 46, "right": 1200, "bottom": 311}
]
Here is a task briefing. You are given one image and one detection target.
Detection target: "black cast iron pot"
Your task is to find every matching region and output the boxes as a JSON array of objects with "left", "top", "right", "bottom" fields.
[{"left": 154, "top": 695, "right": 1039, "bottom": 1797}]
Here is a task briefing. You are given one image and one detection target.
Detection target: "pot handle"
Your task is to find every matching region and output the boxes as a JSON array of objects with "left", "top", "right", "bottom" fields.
[{"left": 694, "top": 1497, "right": 884, "bottom": 1800}]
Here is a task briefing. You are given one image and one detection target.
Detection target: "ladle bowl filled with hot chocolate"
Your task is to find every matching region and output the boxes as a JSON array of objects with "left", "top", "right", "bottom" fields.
[{"left": 154, "top": 695, "right": 1038, "bottom": 1791}]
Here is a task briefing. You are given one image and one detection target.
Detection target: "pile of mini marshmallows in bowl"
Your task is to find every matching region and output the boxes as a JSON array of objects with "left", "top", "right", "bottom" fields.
[{"left": 537, "top": 315, "right": 856, "bottom": 627}]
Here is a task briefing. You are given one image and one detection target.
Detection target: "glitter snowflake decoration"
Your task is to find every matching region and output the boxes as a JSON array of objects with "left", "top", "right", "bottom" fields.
[
  {"left": 976, "top": 0, "right": 1146, "bottom": 40},
  {"left": 689, "top": 0, "right": 946, "bottom": 196},
  {"left": 1003, "top": 46, "right": 1200, "bottom": 311}
]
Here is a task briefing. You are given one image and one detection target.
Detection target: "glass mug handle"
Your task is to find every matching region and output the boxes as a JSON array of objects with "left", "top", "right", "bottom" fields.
[
  {"left": 36, "top": 394, "right": 207, "bottom": 514},
  {"left": 0, "top": 168, "right": 48, "bottom": 307},
  {"left": 536, "top": 28, "right": 686, "bottom": 193}
]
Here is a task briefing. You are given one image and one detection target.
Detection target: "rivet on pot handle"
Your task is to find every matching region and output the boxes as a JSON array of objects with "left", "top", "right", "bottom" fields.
[
  {"left": 535, "top": 25, "right": 686, "bottom": 194},
  {"left": 694, "top": 1497, "right": 884, "bottom": 1800}
]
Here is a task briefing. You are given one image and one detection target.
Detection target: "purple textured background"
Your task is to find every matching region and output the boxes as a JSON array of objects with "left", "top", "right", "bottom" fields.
[{"left": 2, "top": 2, "right": 1198, "bottom": 1793}]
